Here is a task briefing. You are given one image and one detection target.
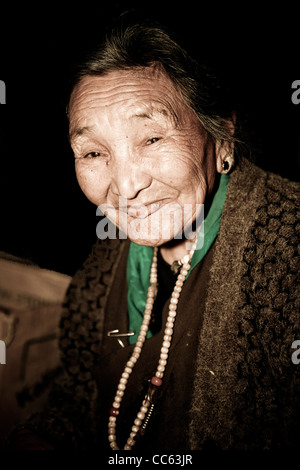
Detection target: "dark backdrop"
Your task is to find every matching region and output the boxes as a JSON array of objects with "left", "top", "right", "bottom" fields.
[{"left": 0, "top": 1, "right": 299, "bottom": 275}]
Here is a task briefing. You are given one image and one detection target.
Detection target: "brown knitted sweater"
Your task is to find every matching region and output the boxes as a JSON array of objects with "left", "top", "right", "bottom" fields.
[{"left": 26, "top": 158, "right": 300, "bottom": 450}]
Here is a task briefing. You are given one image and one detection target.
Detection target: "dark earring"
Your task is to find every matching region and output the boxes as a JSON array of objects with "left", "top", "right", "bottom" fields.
[
  {"left": 221, "top": 154, "right": 234, "bottom": 174},
  {"left": 222, "top": 160, "right": 229, "bottom": 172}
]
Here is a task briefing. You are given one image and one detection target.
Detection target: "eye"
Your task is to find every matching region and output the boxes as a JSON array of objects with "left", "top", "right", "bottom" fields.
[
  {"left": 83, "top": 151, "right": 102, "bottom": 159},
  {"left": 146, "top": 137, "right": 161, "bottom": 145}
]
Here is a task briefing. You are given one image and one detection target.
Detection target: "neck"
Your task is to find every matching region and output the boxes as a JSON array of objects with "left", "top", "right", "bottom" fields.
[{"left": 160, "top": 174, "right": 221, "bottom": 266}]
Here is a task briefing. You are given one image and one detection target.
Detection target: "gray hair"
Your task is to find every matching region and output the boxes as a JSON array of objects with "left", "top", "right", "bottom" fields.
[{"left": 68, "top": 18, "right": 250, "bottom": 160}]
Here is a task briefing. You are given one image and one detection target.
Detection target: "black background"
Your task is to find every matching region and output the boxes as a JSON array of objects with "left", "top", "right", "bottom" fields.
[{"left": 0, "top": 1, "right": 299, "bottom": 275}]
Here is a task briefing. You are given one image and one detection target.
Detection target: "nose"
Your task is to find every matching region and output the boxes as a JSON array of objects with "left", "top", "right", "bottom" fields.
[{"left": 110, "top": 157, "right": 152, "bottom": 200}]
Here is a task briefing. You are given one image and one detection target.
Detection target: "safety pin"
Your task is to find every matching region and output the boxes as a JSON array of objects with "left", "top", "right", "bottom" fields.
[
  {"left": 107, "top": 329, "right": 135, "bottom": 337},
  {"left": 107, "top": 329, "right": 135, "bottom": 348}
]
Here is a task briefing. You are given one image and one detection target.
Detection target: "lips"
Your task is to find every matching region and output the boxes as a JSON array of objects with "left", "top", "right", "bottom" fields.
[{"left": 127, "top": 202, "right": 162, "bottom": 219}]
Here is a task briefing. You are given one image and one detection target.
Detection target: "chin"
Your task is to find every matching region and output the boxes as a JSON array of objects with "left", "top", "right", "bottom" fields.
[
  {"left": 127, "top": 237, "right": 166, "bottom": 247},
  {"left": 125, "top": 226, "right": 171, "bottom": 246}
]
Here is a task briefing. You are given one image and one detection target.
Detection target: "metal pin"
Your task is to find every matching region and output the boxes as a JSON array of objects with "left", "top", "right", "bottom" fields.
[
  {"left": 117, "top": 339, "right": 125, "bottom": 348},
  {"left": 107, "top": 329, "right": 135, "bottom": 338},
  {"left": 107, "top": 329, "right": 135, "bottom": 348}
]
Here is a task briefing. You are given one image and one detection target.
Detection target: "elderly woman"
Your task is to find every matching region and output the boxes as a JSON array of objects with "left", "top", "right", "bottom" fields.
[{"left": 10, "top": 18, "right": 300, "bottom": 451}]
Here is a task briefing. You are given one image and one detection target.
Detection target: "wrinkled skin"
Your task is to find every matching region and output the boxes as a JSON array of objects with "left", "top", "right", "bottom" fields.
[{"left": 69, "top": 67, "right": 228, "bottom": 263}]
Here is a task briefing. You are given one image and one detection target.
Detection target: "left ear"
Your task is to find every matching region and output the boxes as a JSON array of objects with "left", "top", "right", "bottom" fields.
[{"left": 216, "top": 113, "right": 236, "bottom": 174}]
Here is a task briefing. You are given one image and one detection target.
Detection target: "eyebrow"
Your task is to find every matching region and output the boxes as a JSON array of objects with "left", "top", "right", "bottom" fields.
[
  {"left": 130, "top": 106, "right": 178, "bottom": 125},
  {"left": 69, "top": 105, "right": 179, "bottom": 142},
  {"left": 69, "top": 125, "right": 95, "bottom": 142}
]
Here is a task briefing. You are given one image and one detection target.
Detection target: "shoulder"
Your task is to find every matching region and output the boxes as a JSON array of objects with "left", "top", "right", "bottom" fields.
[
  {"left": 227, "top": 158, "right": 299, "bottom": 236},
  {"left": 229, "top": 157, "right": 300, "bottom": 205}
]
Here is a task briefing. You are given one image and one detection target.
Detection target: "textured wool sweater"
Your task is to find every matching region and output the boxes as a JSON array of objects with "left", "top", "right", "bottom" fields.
[{"left": 25, "top": 158, "right": 300, "bottom": 450}]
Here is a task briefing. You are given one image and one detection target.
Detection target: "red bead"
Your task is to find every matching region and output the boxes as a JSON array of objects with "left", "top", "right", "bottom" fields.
[
  {"left": 110, "top": 407, "right": 119, "bottom": 417},
  {"left": 151, "top": 376, "right": 163, "bottom": 387}
]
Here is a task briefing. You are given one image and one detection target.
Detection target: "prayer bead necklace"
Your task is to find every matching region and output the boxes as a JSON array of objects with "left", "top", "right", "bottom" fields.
[{"left": 108, "top": 241, "right": 197, "bottom": 450}]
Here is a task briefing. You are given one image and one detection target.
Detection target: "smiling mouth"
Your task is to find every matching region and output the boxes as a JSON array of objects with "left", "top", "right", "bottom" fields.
[{"left": 127, "top": 202, "right": 163, "bottom": 219}]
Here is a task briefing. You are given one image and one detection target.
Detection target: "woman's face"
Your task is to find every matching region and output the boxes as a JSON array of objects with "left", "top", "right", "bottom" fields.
[{"left": 69, "top": 67, "right": 220, "bottom": 246}]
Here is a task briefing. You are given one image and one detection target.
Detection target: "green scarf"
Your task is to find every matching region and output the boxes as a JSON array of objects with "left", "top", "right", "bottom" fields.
[{"left": 126, "top": 174, "right": 230, "bottom": 344}]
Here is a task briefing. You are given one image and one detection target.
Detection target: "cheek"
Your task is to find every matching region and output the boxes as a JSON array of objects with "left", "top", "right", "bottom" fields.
[
  {"left": 157, "top": 146, "right": 203, "bottom": 188},
  {"left": 75, "top": 163, "right": 109, "bottom": 205}
]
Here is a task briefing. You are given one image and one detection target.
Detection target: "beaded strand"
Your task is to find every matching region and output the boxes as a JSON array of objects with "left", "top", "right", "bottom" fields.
[{"left": 108, "top": 241, "right": 197, "bottom": 450}]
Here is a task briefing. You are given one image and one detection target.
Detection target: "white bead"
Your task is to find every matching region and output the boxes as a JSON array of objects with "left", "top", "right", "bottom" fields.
[
  {"left": 181, "top": 254, "right": 190, "bottom": 264},
  {"left": 106, "top": 243, "right": 196, "bottom": 449},
  {"left": 168, "top": 310, "right": 176, "bottom": 318}
]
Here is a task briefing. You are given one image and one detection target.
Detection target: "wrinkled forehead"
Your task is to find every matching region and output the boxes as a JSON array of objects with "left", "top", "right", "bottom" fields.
[{"left": 68, "top": 67, "right": 189, "bottom": 131}]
